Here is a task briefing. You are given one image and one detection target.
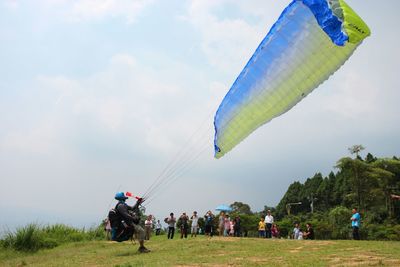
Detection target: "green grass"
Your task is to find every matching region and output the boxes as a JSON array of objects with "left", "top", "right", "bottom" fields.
[
  {"left": 1, "top": 235, "right": 400, "bottom": 266},
  {"left": 1, "top": 224, "right": 104, "bottom": 252}
]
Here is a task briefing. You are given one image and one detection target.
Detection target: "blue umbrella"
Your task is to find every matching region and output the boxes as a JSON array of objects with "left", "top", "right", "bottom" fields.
[{"left": 215, "top": 204, "right": 232, "bottom": 212}]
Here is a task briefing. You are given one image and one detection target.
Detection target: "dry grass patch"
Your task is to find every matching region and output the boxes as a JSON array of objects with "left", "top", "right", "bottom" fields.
[{"left": 327, "top": 252, "right": 400, "bottom": 266}]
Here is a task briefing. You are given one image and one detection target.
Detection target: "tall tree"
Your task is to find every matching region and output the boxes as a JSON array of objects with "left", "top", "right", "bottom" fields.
[
  {"left": 302, "top": 173, "right": 323, "bottom": 212},
  {"left": 348, "top": 145, "right": 365, "bottom": 157},
  {"left": 365, "top": 153, "right": 377, "bottom": 163},
  {"left": 336, "top": 157, "right": 371, "bottom": 211},
  {"left": 276, "top": 181, "right": 304, "bottom": 217},
  {"left": 230, "top": 202, "right": 252, "bottom": 215},
  {"left": 371, "top": 159, "right": 400, "bottom": 218}
]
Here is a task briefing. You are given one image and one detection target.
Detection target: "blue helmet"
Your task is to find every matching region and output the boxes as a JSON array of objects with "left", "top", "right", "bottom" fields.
[{"left": 115, "top": 192, "right": 128, "bottom": 201}]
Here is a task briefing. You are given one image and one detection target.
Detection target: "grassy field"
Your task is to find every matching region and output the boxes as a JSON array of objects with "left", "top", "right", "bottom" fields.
[{"left": 1, "top": 235, "right": 400, "bottom": 266}]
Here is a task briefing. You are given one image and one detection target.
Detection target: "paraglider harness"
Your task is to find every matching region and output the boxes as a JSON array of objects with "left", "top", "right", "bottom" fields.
[{"left": 109, "top": 200, "right": 143, "bottom": 242}]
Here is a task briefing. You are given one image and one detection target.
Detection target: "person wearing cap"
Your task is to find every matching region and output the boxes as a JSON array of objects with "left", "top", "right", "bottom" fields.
[{"left": 113, "top": 192, "right": 150, "bottom": 253}]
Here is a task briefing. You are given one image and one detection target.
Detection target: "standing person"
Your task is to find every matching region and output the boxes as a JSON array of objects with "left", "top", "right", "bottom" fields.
[
  {"left": 112, "top": 192, "right": 150, "bottom": 253},
  {"left": 234, "top": 216, "right": 241, "bottom": 237},
  {"left": 292, "top": 223, "right": 300, "bottom": 239},
  {"left": 303, "top": 223, "right": 314, "bottom": 240},
  {"left": 224, "top": 215, "right": 231, "bottom": 236},
  {"left": 351, "top": 208, "right": 361, "bottom": 240},
  {"left": 190, "top": 211, "right": 199, "bottom": 237},
  {"left": 103, "top": 217, "right": 112, "bottom": 240},
  {"left": 265, "top": 210, "right": 274, "bottom": 238},
  {"left": 164, "top": 213, "right": 176, "bottom": 239},
  {"left": 258, "top": 217, "right": 266, "bottom": 238},
  {"left": 155, "top": 220, "right": 162, "bottom": 236},
  {"left": 218, "top": 212, "right": 225, "bottom": 236},
  {"left": 229, "top": 219, "right": 234, "bottom": 236},
  {"left": 204, "top": 211, "right": 214, "bottom": 237},
  {"left": 179, "top": 212, "right": 189, "bottom": 239},
  {"left": 144, "top": 215, "right": 153, "bottom": 240}
]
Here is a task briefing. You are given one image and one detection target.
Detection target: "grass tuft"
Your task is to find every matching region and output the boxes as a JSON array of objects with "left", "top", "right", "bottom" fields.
[{"left": 1, "top": 223, "right": 104, "bottom": 252}]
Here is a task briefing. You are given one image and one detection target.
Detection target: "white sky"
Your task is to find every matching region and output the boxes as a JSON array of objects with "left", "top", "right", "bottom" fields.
[{"left": 1, "top": 0, "right": 399, "bottom": 230}]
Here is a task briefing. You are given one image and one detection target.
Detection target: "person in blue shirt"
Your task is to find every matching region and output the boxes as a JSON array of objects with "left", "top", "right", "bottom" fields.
[{"left": 350, "top": 208, "right": 361, "bottom": 240}]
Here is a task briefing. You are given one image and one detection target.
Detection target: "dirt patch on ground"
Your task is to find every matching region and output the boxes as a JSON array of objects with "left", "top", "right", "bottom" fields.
[
  {"left": 176, "top": 265, "right": 234, "bottom": 267},
  {"left": 248, "top": 257, "right": 267, "bottom": 262},
  {"left": 289, "top": 246, "right": 304, "bottom": 253},
  {"left": 305, "top": 240, "right": 336, "bottom": 246},
  {"left": 210, "top": 237, "right": 237, "bottom": 242},
  {"left": 327, "top": 252, "right": 400, "bottom": 266}
]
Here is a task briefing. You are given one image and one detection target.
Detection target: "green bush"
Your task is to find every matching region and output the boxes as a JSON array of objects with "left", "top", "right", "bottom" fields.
[
  {"left": 313, "top": 221, "right": 332, "bottom": 240},
  {"left": 328, "top": 206, "right": 352, "bottom": 239},
  {"left": 239, "top": 214, "right": 259, "bottom": 237},
  {"left": 1, "top": 224, "right": 58, "bottom": 252},
  {"left": 86, "top": 225, "right": 106, "bottom": 240},
  {"left": 1, "top": 223, "right": 105, "bottom": 252},
  {"left": 276, "top": 218, "right": 293, "bottom": 238},
  {"left": 362, "top": 224, "right": 400, "bottom": 241}
]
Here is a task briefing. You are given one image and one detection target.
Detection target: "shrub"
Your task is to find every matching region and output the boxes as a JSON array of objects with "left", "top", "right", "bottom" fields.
[
  {"left": 328, "top": 206, "right": 352, "bottom": 239},
  {"left": 363, "top": 224, "right": 400, "bottom": 241},
  {"left": 1, "top": 224, "right": 58, "bottom": 252},
  {"left": 313, "top": 221, "right": 332, "bottom": 240},
  {"left": 1, "top": 223, "right": 106, "bottom": 252},
  {"left": 276, "top": 218, "right": 295, "bottom": 239}
]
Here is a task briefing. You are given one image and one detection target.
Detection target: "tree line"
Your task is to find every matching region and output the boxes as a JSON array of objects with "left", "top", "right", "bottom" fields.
[
  {"left": 275, "top": 146, "right": 400, "bottom": 222},
  {"left": 227, "top": 145, "right": 400, "bottom": 240}
]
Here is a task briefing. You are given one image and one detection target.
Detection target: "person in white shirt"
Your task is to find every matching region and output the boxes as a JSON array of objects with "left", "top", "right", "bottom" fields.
[
  {"left": 155, "top": 220, "right": 162, "bottom": 235},
  {"left": 144, "top": 215, "right": 153, "bottom": 240},
  {"left": 264, "top": 210, "right": 274, "bottom": 238},
  {"left": 298, "top": 229, "right": 304, "bottom": 240},
  {"left": 292, "top": 223, "right": 300, "bottom": 239},
  {"left": 190, "top": 211, "right": 199, "bottom": 237}
]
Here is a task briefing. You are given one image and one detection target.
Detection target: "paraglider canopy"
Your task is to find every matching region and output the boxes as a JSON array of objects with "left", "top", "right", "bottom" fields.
[
  {"left": 215, "top": 204, "right": 232, "bottom": 212},
  {"left": 213, "top": 0, "right": 371, "bottom": 159}
]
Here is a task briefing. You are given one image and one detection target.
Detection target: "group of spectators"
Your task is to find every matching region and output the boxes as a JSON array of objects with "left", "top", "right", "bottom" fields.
[
  {"left": 257, "top": 210, "right": 313, "bottom": 240},
  {"left": 164, "top": 211, "right": 198, "bottom": 239},
  {"left": 162, "top": 210, "right": 242, "bottom": 239},
  {"left": 258, "top": 210, "right": 279, "bottom": 238},
  {"left": 215, "top": 211, "right": 242, "bottom": 237},
  {"left": 114, "top": 207, "right": 362, "bottom": 242},
  {"left": 139, "top": 209, "right": 315, "bottom": 241},
  {"left": 138, "top": 210, "right": 244, "bottom": 240},
  {"left": 291, "top": 222, "right": 314, "bottom": 240}
]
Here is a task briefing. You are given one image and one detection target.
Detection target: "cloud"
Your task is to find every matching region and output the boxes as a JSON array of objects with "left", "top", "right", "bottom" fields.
[
  {"left": 184, "top": 0, "right": 258, "bottom": 72},
  {"left": 0, "top": 53, "right": 215, "bottom": 161},
  {"left": 8, "top": 0, "right": 154, "bottom": 24},
  {"left": 69, "top": 0, "right": 154, "bottom": 24},
  {"left": 323, "top": 72, "right": 379, "bottom": 119},
  {"left": 3, "top": 0, "right": 19, "bottom": 9},
  {"left": 0, "top": 50, "right": 219, "bottom": 224},
  {"left": 0, "top": 124, "right": 60, "bottom": 156},
  {"left": 184, "top": 0, "right": 288, "bottom": 73}
]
